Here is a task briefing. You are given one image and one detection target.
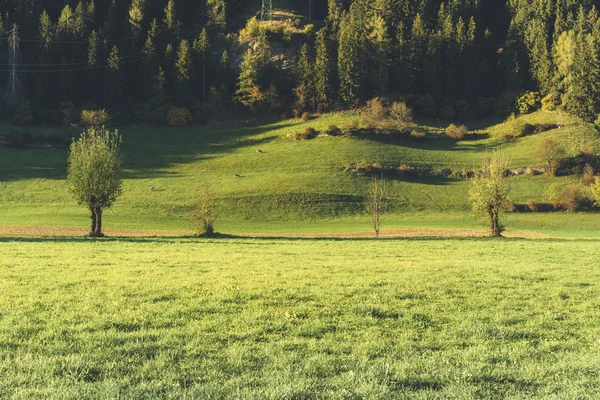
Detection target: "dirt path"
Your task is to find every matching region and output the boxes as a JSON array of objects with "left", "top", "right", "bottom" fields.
[{"left": 0, "top": 226, "right": 552, "bottom": 239}]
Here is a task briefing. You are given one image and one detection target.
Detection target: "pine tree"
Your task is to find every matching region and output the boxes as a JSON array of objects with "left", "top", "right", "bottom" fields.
[
  {"left": 164, "top": 0, "right": 178, "bottom": 34},
  {"left": 236, "top": 49, "right": 266, "bottom": 111},
  {"left": 175, "top": 39, "right": 192, "bottom": 103},
  {"left": 105, "top": 45, "right": 124, "bottom": 108},
  {"left": 38, "top": 10, "right": 53, "bottom": 52},
  {"left": 58, "top": 5, "right": 73, "bottom": 37},
  {"left": 314, "top": 28, "right": 331, "bottom": 107},
  {"left": 129, "top": 0, "right": 146, "bottom": 39},
  {"left": 193, "top": 28, "right": 210, "bottom": 101},
  {"left": 294, "top": 43, "right": 314, "bottom": 111}
]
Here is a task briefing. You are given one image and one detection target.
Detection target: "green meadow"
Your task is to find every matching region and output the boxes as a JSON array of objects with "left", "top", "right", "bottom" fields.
[
  {"left": 1, "top": 237, "right": 600, "bottom": 398},
  {"left": 2, "top": 111, "right": 600, "bottom": 398}
]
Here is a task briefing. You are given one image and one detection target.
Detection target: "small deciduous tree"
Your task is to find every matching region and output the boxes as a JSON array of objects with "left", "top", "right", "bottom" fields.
[
  {"left": 533, "top": 138, "right": 565, "bottom": 176},
  {"left": 67, "top": 127, "right": 123, "bottom": 237},
  {"left": 365, "top": 177, "right": 385, "bottom": 237},
  {"left": 469, "top": 150, "right": 512, "bottom": 237},
  {"left": 188, "top": 185, "right": 218, "bottom": 236}
]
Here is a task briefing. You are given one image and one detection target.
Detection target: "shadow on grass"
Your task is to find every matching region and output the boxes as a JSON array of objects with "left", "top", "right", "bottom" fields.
[
  {"left": 0, "top": 122, "right": 299, "bottom": 182},
  {"left": 0, "top": 233, "right": 576, "bottom": 244}
]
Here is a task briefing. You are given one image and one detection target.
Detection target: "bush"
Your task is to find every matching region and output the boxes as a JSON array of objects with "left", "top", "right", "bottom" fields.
[
  {"left": 527, "top": 199, "right": 540, "bottom": 212},
  {"left": 561, "top": 185, "right": 584, "bottom": 212},
  {"left": 547, "top": 183, "right": 585, "bottom": 212},
  {"left": 239, "top": 16, "right": 262, "bottom": 40},
  {"left": 445, "top": 124, "right": 468, "bottom": 140},
  {"left": 293, "top": 108, "right": 302, "bottom": 119},
  {"left": 317, "top": 103, "right": 327, "bottom": 114},
  {"left": 361, "top": 97, "right": 387, "bottom": 127},
  {"left": 516, "top": 91, "right": 542, "bottom": 114},
  {"left": 290, "top": 127, "right": 317, "bottom": 140},
  {"left": 325, "top": 124, "right": 339, "bottom": 136},
  {"left": 187, "top": 185, "right": 218, "bottom": 236},
  {"left": 533, "top": 138, "right": 565, "bottom": 176},
  {"left": 583, "top": 163, "right": 596, "bottom": 184},
  {"left": 542, "top": 92, "right": 560, "bottom": 111},
  {"left": 410, "top": 128, "right": 426, "bottom": 141},
  {"left": 301, "top": 112, "right": 311, "bottom": 122},
  {"left": 388, "top": 101, "right": 413, "bottom": 124},
  {"left": 167, "top": 106, "right": 192, "bottom": 127},
  {"left": 80, "top": 109, "right": 110, "bottom": 128}
]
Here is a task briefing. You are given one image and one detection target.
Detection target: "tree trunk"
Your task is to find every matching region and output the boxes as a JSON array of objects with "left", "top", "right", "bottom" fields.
[
  {"left": 94, "top": 207, "right": 104, "bottom": 237},
  {"left": 490, "top": 212, "right": 501, "bottom": 237},
  {"left": 89, "top": 207, "right": 97, "bottom": 236}
]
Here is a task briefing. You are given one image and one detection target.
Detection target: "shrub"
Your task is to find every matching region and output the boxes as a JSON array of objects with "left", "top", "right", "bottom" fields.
[
  {"left": 389, "top": 101, "right": 413, "bottom": 124},
  {"left": 410, "top": 129, "right": 426, "bottom": 140},
  {"left": 317, "top": 103, "right": 327, "bottom": 114},
  {"left": 361, "top": 97, "right": 387, "bottom": 127},
  {"left": 187, "top": 185, "right": 218, "bottom": 236},
  {"left": 516, "top": 91, "right": 542, "bottom": 114},
  {"left": 167, "top": 106, "right": 192, "bottom": 127},
  {"left": 239, "top": 16, "right": 262, "bottom": 40},
  {"left": 561, "top": 185, "right": 583, "bottom": 212},
  {"left": 583, "top": 163, "right": 596, "bottom": 184},
  {"left": 542, "top": 92, "right": 560, "bottom": 111},
  {"left": 445, "top": 124, "right": 468, "bottom": 140},
  {"left": 290, "top": 127, "right": 317, "bottom": 140},
  {"left": 533, "top": 138, "right": 565, "bottom": 176},
  {"left": 293, "top": 108, "right": 302, "bottom": 119},
  {"left": 80, "top": 109, "right": 110, "bottom": 128},
  {"left": 547, "top": 183, "right": 585, "bottom": 212},
  {"left": 527, "top": 199, "right": 540, "bottom": 212},
  {"left": 325, "top": 124, "right": 339, "bottom": 136},
  {"left": 301, "top": 112, "right": 311, "bottom": 122},
  {"left": 592, "top": 177, "right": 600, "bottom": 206}
]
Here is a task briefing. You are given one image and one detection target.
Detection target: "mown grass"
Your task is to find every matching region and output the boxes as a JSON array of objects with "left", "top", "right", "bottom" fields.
[
  {"left": 1, "top": 110, "right": 597, "bottom": 232},
  {"left": 1, "top": 237, "right": 600, "bottom": 398}
]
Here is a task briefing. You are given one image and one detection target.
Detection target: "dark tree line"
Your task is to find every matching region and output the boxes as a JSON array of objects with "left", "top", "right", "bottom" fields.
[{"left": 1, "top": 0, "right": 600, "bottom": 124}]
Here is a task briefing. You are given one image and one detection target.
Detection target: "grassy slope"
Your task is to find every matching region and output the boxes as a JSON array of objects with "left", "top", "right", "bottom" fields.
[
  {"left": 0, "top": 111, "right": 599, "bottom": 235},
  {"left": 1, "top": 237, "right": 600, "bottom": 398}
]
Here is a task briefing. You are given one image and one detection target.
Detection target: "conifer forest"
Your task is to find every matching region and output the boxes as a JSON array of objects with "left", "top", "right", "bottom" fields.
[{"left": 0, "top": 0, "right": 600, "bottom": 124}]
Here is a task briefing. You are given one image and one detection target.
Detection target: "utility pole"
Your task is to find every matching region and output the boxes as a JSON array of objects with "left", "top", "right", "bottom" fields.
[
  {"left": 308, "top": 0, "right": 312, "bottom": 20},
  {"left": 261, "top": 0, "right": 272, "bottom": 21},
  {"left": 6, "top": 23, "right": 22, "bottom": 110}
]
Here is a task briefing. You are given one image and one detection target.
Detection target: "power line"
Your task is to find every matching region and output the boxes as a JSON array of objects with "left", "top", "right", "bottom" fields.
[{"left": 0, "top": 53, "right": 158, "bottom": 73}]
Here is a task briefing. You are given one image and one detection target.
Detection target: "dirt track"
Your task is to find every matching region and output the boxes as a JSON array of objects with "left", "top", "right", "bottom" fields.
[{"left": 0, "top": 226, "right": 552, "bottom": 239}]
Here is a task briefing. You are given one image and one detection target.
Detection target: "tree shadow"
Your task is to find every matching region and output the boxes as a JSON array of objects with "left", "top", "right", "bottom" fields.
[{"left": 0, "top": 122, "right": 299, "bottom": 182}]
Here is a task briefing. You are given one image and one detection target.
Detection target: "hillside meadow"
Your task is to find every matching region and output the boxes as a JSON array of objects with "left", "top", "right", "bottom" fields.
[{"left": 1, "top": 110, "right": 599, "bottom": 236}]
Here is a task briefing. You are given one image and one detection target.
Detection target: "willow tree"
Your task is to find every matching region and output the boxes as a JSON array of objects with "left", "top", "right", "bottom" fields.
[
  {"left": 469, "top": 150, "right": 512, "bottom": 237},
  {"left": 67, "top": 128, "right": 123, "bottom": 237}
]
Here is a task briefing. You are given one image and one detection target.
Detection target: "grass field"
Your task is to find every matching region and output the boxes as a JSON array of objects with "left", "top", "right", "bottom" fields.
[
  {"left": 2, "top": 111, "right": 600, "bottom": 398},
  {"left": 1, "top": 110, "right": 599, "bottom": 234},
  {"left": 1, "top": 237, "right": 600, "bottom": 398}
]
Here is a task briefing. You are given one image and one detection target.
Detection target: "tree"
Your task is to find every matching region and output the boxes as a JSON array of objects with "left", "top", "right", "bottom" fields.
[
  {"left": 365, "top": 176, "right": 386, "bottom": 238},
  {"left": 314, "top": 28, "right": 331, "bottom": 107},
  {"left": 469, "top": 150, "right": 512, "bottom": 237},
  {"left": 67, "top": 127, "right": 123, "bottom": 237},
  {"left": 533, "top": 138, "right": 565, "bottom": 175},
  {"left": 193, "top": 29, "right": 210, "bottom": 101}
]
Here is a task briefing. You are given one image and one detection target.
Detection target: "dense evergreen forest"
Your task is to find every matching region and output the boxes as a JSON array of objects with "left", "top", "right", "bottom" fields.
[{"left": 1, "top": 0, "right": 600, "bottom": 125}]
